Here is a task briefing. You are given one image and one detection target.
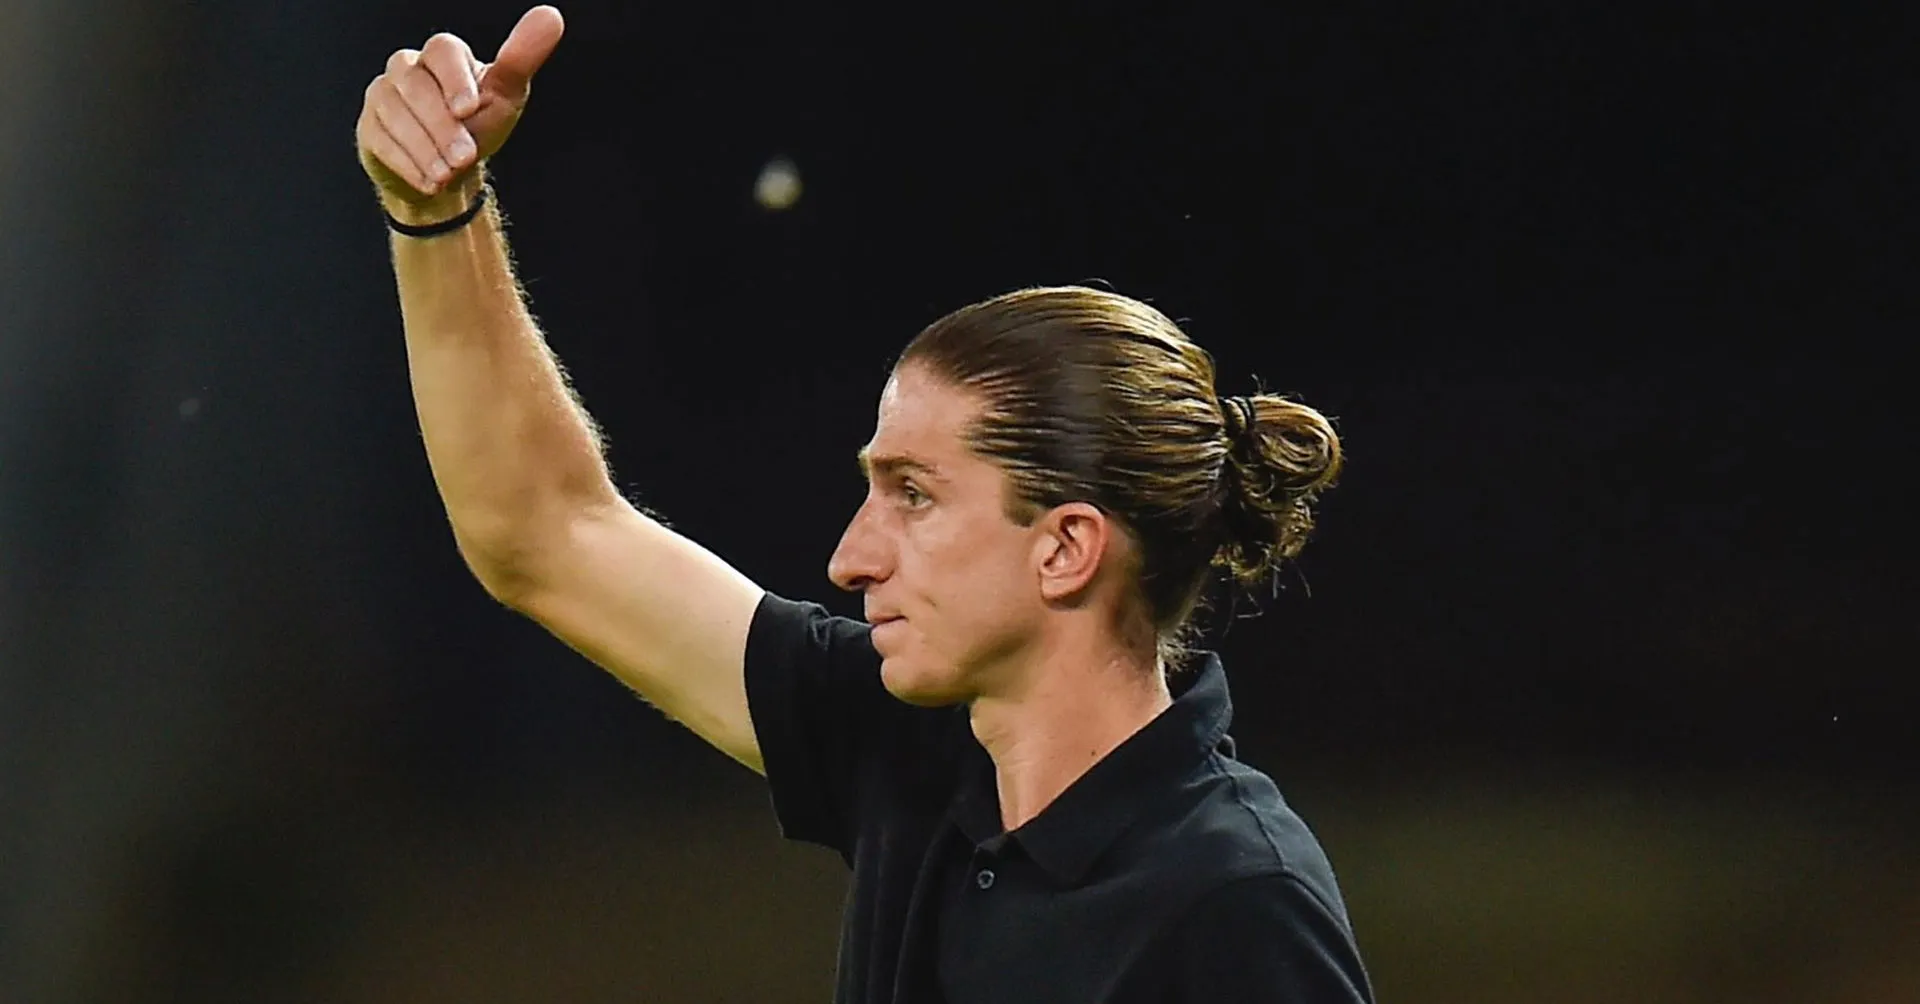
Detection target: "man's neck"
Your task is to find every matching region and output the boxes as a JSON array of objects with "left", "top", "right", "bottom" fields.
[{"left": 967, "top": 634, "right": 1172, "bottom": 832}]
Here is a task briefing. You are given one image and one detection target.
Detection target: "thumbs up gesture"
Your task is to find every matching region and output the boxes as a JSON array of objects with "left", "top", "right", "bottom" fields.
[{"left": 357, "top": 6, "right": 565, "bottom": 204}]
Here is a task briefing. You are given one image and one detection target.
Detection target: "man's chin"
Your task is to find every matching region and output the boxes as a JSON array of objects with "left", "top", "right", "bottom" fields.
[{"left": 880, "top": 657, "right": 969, "bottom": 708}]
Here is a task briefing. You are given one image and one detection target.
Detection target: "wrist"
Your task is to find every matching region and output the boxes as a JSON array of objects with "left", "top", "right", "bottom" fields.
[{"left": 380, "top": 170, "right": 486, "bottom": 228}]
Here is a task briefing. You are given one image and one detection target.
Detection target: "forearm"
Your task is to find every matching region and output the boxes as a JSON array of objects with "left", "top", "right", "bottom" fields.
[{"left": 386, "top": 175, "right": 618, "bottom": 585}]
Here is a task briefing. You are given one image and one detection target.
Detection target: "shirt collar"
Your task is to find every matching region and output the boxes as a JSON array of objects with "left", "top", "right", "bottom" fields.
[{"left": 948, "top": 653, "right": 1236, "bottom": 886}]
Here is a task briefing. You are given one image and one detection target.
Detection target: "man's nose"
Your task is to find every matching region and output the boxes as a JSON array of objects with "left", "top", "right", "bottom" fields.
[{"left": 827, "top": 498, "right": 889, "bottom": 593}]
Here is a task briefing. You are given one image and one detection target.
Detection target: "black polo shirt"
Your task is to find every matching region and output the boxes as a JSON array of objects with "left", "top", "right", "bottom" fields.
[{"left": 744, "top": 592, "right": 1375, "bottom": 1004}]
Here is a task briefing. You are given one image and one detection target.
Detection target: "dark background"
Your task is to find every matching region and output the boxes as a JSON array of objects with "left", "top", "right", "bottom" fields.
[{"left": 2, "top": 2, "right": 1914, "bottom": 1002}]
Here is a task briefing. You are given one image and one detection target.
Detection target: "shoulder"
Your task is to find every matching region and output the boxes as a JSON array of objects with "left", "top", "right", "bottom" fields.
[
  {"left": 1162, "top": 754, "right": 1356, "bottom": 929},
  {"left": 1167, "top": 871, "right": 1336, "bottom": 944},
  {"left": 1144, "top": 871, "right": 1375, "bottom": 1003},
  {"left": 1174, "top": 871, "right": 1341, "bottom": 935}
]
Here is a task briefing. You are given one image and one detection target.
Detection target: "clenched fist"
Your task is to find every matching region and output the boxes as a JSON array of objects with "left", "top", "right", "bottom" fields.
[{"left": 357, "top": 5, "right": 565, "bottom": 208}]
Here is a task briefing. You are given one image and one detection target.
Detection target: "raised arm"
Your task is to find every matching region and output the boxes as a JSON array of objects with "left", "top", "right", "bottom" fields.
[{"left": 356, "top": 6, "right": 767, "bottom": 773}]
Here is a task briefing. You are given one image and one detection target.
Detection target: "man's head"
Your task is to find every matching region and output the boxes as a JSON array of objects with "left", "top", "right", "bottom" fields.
[{"left": 827, "top": 286, "right": 1342, "bottom": 705}]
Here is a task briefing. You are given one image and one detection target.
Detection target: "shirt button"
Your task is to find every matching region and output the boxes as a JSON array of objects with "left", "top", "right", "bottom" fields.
[{"left": 975, "top": 868, "right": 996, "bottom": 890}]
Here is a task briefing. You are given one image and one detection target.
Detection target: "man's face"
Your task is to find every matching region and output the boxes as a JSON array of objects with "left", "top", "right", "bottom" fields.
[{"left": 828, "top": 364, "right": 1045, "bottom": 706}]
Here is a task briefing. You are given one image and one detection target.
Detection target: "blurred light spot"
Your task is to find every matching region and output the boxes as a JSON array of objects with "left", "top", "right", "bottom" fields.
[
  {"left": 755, "top": 156, "right": 802, "bottom": 211},
  {"left": 179, "top": 397, "right": 201, "bottom": 420}
]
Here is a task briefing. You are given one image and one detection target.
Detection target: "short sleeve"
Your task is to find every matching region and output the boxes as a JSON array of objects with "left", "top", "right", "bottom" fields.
[
  {"left": 1148, "top": 873, "right": 1375, "bottom": 1004},
  {"left": 741, "top": 591, "right": 898, "bottom": 857}
]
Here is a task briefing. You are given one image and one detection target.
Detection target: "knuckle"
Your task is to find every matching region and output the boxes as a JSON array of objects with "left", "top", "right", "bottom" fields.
[
  {"left": 385, "top": 47, "right": 418, "bottom": 72},
  {"left": 360, "top": 110, "right": 389, "bottom": 144},
  {"left": 400, "top": 86, "right": 455, "bottom": 127},
  {"left": 371, "top": 102, "right": 411, "bottom": 140},
  {"left": 369, "top": 80, "right": 404, "bottom": 116},
  {"left": 396, "top": 65, "right": 439, "bottom": 100},
  {"left": 392, "top": 75, "right": 431, "bottom": 108},
  {"left": 424, "top": 32, "right": 464, "bottom": 54}
]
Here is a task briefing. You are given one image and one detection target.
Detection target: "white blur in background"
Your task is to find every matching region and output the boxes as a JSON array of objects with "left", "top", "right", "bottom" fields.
[{"left": 754, "top": 156, "right": 802, "bottom": 211}]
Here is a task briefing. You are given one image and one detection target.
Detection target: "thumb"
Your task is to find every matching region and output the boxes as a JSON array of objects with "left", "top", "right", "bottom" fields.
[{"left": 481, "top": 5, "right": 565, "bottom": 101}]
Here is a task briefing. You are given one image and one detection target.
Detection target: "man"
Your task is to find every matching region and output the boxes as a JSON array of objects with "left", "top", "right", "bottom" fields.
[{"left": 356, "top": 7, "right": 1376, "bottom": 1001}]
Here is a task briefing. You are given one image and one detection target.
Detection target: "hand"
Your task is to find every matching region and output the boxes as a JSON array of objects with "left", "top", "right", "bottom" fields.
[{"left": 356, "top": 5, "right": 565, "bottom": 206}]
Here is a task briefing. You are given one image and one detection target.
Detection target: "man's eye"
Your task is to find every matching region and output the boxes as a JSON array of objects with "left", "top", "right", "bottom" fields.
[{"left": 901, "top": 482, "right": 929, "bottom": 507}]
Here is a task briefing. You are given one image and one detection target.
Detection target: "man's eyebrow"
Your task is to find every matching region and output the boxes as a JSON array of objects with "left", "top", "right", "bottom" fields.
[{"left": 855, "top": 446, "right": 942, "bottom": 481}]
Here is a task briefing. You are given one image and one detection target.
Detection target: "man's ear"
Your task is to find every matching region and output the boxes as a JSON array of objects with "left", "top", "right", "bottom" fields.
[{"left": 1032, "top": 502, "right": 1114, "bottom": 603}]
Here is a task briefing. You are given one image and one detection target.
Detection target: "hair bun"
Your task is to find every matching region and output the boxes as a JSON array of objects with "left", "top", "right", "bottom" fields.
[
  {"left": 1213, "top": 393, "right": 1343, "bottom": 585},
  {"left": 1253, "top": 396, "right": 1342, "bottom": 493}
]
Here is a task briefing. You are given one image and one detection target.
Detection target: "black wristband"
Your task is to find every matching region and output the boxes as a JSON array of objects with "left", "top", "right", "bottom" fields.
[{"left": 385, "top": 184, "right": 489, "bottom": 238}]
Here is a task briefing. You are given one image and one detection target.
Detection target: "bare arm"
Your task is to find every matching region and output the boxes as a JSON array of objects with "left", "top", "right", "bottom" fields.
[{"left": 360, "top": 7, "right": 766, "bottom": 772}]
